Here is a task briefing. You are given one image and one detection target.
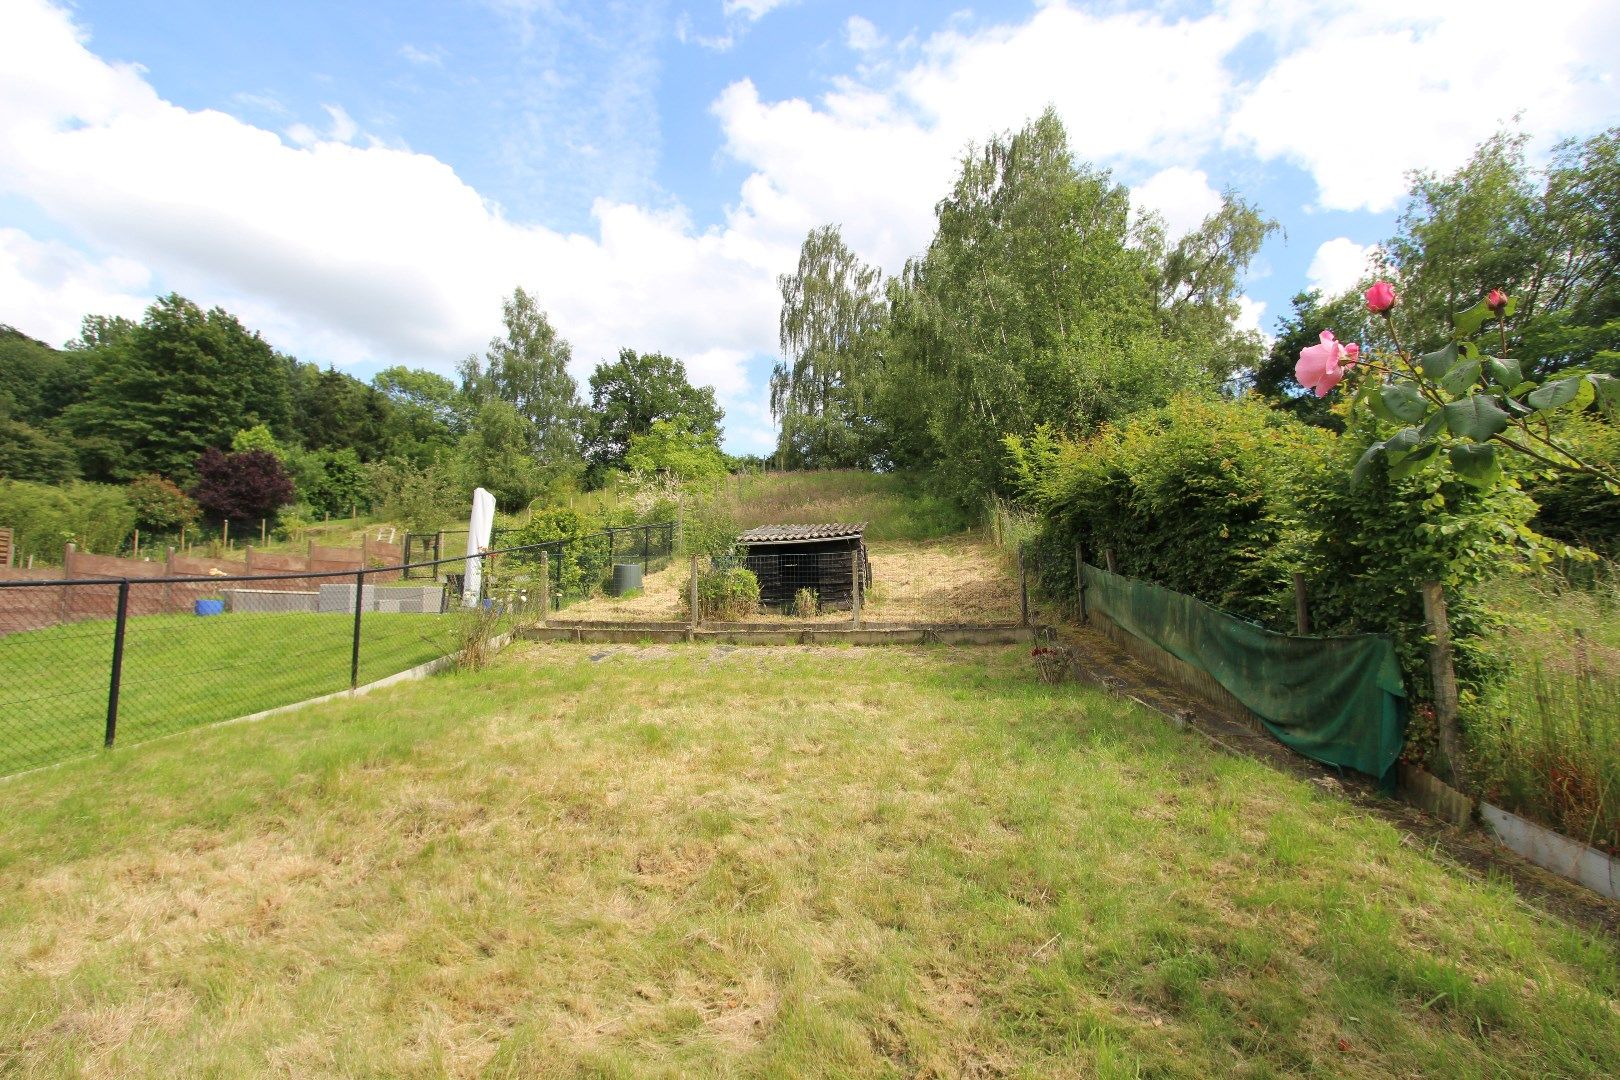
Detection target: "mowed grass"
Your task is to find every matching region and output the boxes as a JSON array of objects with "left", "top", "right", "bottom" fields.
[
  {"left": 1, "top": 645, "right": 1616, "bottom": 1077},
  {"left": 0, "top": 610, "right": 463, "bottom": 776}
]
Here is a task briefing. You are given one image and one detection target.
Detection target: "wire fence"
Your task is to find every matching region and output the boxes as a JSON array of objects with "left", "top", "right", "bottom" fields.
[{"left": 0, "top": 522, "right": 674, "bottom": 778}]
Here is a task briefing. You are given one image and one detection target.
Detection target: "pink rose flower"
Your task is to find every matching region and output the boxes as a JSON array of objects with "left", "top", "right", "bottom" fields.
[
  {"left": 1296, "top": 330, "right": 1349, "bottom": 397},
  {"left": 1344, "top": 342, "right": 1360, "bottom": 364},
  {"left": 1364, "top": 280, "right": 1397, "bottom": 314},
  {"left": 1486, "top": 289, "right": 1507, "bottom": 314}
]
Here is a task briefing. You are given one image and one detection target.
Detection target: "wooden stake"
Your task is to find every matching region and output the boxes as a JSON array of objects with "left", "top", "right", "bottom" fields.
[
  {"left": 688, "top": 555, "right": 700, "bottom": 635},
  {"left": 132, "top": 529, "right": 139, "bottom": 559},
  {"left": 1075, "top": 543, "right": 1086, "bottom": 623},
  {"left": 1104, "top": 548, "right": 1117, "bottom": 574},
  {"left": 1421, "top": 580, "right": 1463, "bottom": 784},
  {"left": 261, "top": 518, "right": 267, "bottom": 544},
  {"left": 1018, "top": 546, "right": 1030, "bottom": 627},
  {"left": 851, "top": 551, "right": 863, "bottom": 629}
]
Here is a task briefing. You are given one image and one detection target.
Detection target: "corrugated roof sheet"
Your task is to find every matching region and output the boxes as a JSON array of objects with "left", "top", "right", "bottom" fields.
[{"left": 736, "top": 523, "right": 866, "bottom": 544}]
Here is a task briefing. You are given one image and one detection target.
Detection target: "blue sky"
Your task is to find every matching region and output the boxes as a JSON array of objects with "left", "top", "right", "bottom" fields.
[{"left": 3, "top": 0, "right": 1617, "bottom": 454}]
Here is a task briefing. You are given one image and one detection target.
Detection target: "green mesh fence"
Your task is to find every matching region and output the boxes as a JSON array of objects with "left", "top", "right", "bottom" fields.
[{"left": 1083, "top": 563, "right": 1408, "bottom": 784}]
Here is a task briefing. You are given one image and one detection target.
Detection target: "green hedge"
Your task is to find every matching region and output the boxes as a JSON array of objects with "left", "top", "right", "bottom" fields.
[{"left": 1009, "top": 396, "right": 1539, "bottom": 726}]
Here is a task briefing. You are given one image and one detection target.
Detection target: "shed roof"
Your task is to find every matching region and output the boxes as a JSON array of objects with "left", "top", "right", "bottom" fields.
[{"left": 736, "top": 522, "right": 865, "bottom": 545}]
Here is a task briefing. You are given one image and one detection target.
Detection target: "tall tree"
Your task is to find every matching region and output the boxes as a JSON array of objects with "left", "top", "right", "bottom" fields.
[
  {"left": 873, "top": 109, "right": 1268, "bottom": 506},
  {"left": 584, "top": 349, "right": 723, "bottom": 480},
  {"left": 62, "top": 295, "right": 291, "bottom": 481},
  {"left": 373, "top": 365, "right": 466, "bottom": 464},
  {"left": 771, "top": 225, "right": 886, "bottom": 469},
  {"left": 459, "top": 287, "right": 582, "bottom": 468},
  {"left": 288, "top": 363, "right": 394, "bottom": 460}
]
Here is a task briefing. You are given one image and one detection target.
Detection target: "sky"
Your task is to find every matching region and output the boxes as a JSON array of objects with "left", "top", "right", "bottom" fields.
[{"left": 2, "top": 0, "right": 1617, "bottom": 455}]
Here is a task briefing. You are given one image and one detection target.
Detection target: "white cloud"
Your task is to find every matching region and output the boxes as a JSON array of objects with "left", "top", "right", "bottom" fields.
[
  {"left": 1235, "top": 295, "right": 1267, "bottom": 339},
  {"left": 398, "top": 44, "right": 443, "bottom": 67},
  {"left": 0, "top": 227, "right": 150, "bottom": 345},
  {"left": 723, "top": 0, "right": 791, "bottom": 21},
  {"left": 1306, "top": 237, "right": 1378, "bottom": 297},
  {"left": 844, "top": 16, "right": 884, "bottom": 53},
  {"left": 1131, "top": 166, "right": 1223, "bottom": 239},
  {"left": 1226, "top": 0, "right": 1620, "bottom": 212}
]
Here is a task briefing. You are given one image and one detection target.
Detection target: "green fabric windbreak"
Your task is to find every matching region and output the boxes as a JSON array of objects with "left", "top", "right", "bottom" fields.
[{"left": 1084, "top": 564, "right": 1408, "bottom": 783}]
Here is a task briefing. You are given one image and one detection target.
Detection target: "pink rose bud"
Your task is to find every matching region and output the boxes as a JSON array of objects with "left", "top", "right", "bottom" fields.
[
  {"left": 1486, "top": 289, "right": 1507, "bottom": 314},
  {"left": 1344, "top": 342, "right": 1360, "bottom": 364},
  {"left": 1364, "top": 280, "right": 1397, "bottom": 314}
]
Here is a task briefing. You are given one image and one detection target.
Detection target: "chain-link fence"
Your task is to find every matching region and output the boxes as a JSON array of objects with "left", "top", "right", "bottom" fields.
[{"left": 0, "top": 522, "right": 673, "bottom": 777}]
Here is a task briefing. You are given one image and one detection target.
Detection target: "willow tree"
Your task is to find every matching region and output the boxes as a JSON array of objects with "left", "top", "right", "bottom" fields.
[{"left": 770, "top": 225, "right": 886, "bottom": 469}]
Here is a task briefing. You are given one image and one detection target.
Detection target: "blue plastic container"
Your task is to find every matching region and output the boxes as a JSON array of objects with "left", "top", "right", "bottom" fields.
[{"left": 194, "top": 599, "right": 224, "bottom": 616}]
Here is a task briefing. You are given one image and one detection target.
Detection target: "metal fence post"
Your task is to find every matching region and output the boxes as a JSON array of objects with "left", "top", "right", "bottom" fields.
[
  {"left": 105, "top": 579, "right": 130, "bottom": 747},
  {"left": 642, "top": 524, "right": 650, "bottom": 573},
  {"left": 350, "top": 569, "right": 365, "bottom": 690}
]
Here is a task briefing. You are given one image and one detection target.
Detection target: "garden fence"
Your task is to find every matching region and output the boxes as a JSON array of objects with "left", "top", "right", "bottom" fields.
[{"left": 0, "top": 522, "right": 674, "bottom": 778}]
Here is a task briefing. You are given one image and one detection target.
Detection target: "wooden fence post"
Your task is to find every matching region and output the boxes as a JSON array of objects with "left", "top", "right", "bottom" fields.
[
  {"left": 851, "top": 552, "right": 863, "bottom": 629},
  {"left": 1292, "top": 572, "right": 1310, "bottom": 635},
  {"left": 1421, "top": 580, "right": 1464, "bottom": 784},
  {"left": 538, "top": 561, "right": 550, "bottom": 626},
  {"left": 1018, "top": 546, "right": 1030, "bottom": 627},
  {"left": 1075, "top": 543, "right": 1086, "bottom": 623},
  {"left": 688, "top": 555, "right": 700, "bottom": 639},
  {"left": 1103, "top": 548, "right": 1117, "bottom": 574}
]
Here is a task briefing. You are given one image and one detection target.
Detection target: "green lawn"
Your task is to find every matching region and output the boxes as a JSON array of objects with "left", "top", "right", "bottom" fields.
[
  {"left": 0, "top": 643, "right": 1614, "bottom": 1077},
  {"left": 0, "top": 609, "right": 466, "bottom": 776}
]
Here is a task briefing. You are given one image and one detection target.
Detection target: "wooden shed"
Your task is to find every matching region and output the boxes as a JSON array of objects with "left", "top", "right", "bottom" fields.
[{"left": 736, "top": 523, "right": 871, "bottom": 611}]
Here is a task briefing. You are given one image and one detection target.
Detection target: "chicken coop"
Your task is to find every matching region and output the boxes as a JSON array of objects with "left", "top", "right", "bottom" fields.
[{"left": 736, "top": 523, "right": 871, "bottom": 611}]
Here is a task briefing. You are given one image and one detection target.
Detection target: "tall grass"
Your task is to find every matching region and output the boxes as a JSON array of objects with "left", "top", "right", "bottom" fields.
[{"left": 1471, "top": 563, "right": 1620, "bottom": 854}]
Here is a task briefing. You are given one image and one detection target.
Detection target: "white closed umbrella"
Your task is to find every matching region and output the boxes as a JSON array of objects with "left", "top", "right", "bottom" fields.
[{"left": 461, "top": 487, "right": 497, "bottom": 608}]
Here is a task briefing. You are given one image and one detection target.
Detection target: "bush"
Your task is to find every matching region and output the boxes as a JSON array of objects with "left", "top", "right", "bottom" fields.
[
  {"left": 1009, "top": 395, "right": 1538, "bottom": 728},
  {"left": 190, "top": 448, "right": 295, "bottom": 523},
  {"left": 682, "top": 565, "right": 760, "bottom": 621},
  {"left": 0, "top": 479, "right": 136, "bottom": 561},
  {"left": 126, "top": 473, "right": 200, "bottom": 531}
]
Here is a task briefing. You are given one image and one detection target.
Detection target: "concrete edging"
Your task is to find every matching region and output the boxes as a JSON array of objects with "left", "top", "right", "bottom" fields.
[
  {"left": 1480, "top": 802, "right": 1620, "bottom": 901},
  {"left": 518, "top": 623, "right": 1036, "bottom": 647}
]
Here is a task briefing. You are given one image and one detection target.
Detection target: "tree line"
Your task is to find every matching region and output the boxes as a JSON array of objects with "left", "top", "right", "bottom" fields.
[{"left": 1, "top": 286, "right": 733, "bottom": 536}]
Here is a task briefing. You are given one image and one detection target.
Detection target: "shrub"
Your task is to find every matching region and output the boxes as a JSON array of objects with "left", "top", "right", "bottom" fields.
[
  {"left": 1009, "top": 395, "right": 1538, "bottom": 727},
  {"left": 126, "top": 473, "right": 200, "bottom": 531},
  {"left": 791, "top": 587, "right": 820, "bottom": 618},
  {"left": 190, "top": 448, "right": 295, "bottom": 523},
  {"left": 682, "top": 565, "right": 760, "bottom": 621},
  {"left": 0, "top": 479, "right": 136, "bottom": 560}
]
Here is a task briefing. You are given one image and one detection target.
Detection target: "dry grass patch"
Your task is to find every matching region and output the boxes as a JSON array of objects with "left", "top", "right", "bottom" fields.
[{"left": 562, "top": 535, "right": 1021, "bottom": 626}]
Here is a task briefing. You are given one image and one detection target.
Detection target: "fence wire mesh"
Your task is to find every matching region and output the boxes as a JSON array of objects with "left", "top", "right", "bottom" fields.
[{"left": 0, "top": 521, "right": 673, "bottom": 777}]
